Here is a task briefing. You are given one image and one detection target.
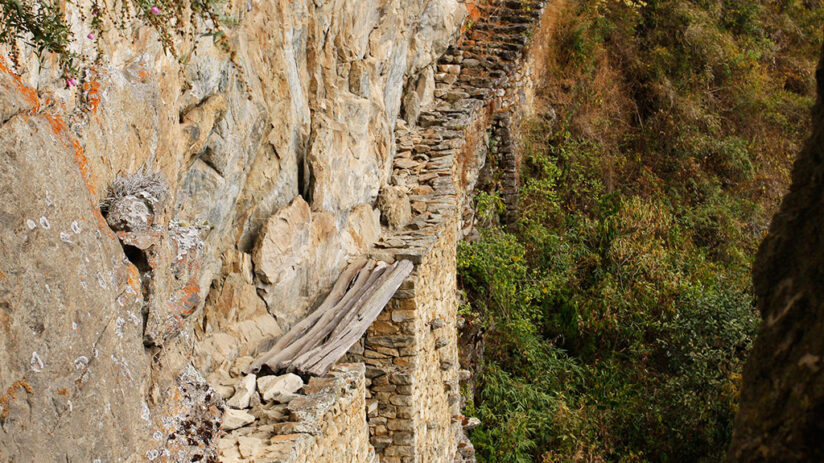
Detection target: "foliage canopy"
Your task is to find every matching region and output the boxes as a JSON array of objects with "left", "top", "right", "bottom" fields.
[{"left": 461, "top": 0, "right": 822, "bottom": 461}]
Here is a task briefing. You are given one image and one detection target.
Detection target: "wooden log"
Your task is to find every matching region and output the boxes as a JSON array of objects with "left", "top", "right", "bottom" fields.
[
  {"left": 288, "top": 262, "right": 395, "bottom": 369},
  {"left": 263, "top": 260, "right": 377, "bottom": 372},
  {"left": 271, "top": 262, "right": 387, "bottom": 370},
  {"left": 292, "top": 260, "right": 414, "bottom": 376},
  {"left": 244, "top": 257, "right": 367, "bottom": 374}
]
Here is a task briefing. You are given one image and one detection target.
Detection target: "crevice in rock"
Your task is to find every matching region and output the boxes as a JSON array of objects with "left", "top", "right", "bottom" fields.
[
  {"left": 194, "top": 148, "right": 225, "bottom": 178},
  {"left": 297, "top": 148, "right": 314, "bottom": 205},
  {"left": 122, "top": 244, "right": 153, "bottom": 332},
  {"left": 123, "top": 244, "right": 151, "bottom": 275}
]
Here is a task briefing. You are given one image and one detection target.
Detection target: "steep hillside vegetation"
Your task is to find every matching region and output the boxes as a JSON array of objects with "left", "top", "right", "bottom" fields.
[{"left": 459, "top": 0, "right": 823, "bottom": 461}]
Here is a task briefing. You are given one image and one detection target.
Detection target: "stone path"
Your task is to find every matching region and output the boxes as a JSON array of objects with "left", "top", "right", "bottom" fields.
[{"left": 215, "top": 1, "right": 547, "bottom": 462}]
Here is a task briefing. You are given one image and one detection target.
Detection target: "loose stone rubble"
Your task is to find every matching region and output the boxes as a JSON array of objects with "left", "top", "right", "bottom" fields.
[{"left": 216, "top": 364, "right": 376, "bottom": 463}]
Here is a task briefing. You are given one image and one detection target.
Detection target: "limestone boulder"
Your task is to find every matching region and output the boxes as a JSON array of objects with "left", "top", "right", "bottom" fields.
[
  {"left": 343, "top": 204, "right": 382, "bottom": 255},
  {"left": 226, "top": 374, "right": 258, "bottom": 410},
  {"left": 252, "top": 197, "right": 348, "bottom": 329},
  {"left": 258, "top": 374, "right": 305, "bottom": 403},
  {"left": 224, "top": 408, "right": 256, "bottom": 431}
]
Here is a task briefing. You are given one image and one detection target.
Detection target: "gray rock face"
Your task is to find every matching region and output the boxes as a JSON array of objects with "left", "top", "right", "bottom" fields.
[
  {"left": 252, "top": 197, "right": 347, "bottom": 329},
  {"left": 729, "top": 46, "right": 824, "bottom": 462},
  {"left": 0, "top": 71, "right": 151, "bottom": 461},
  {"left": 0, "top": 0, "right": 467, "bottom": 460}
]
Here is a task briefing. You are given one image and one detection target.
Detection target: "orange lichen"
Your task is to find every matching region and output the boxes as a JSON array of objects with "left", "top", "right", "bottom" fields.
[
  {"left": 137, "top": 68, "right": 151, "bottom": 83},
  {"left": 82, "top": 78, "right": 101, "bottom": 115},
  {"left": 43, "top": 113, "right": 68, "bottom": 135},
  {"left": 0, "top": 59, "right": 41, "bottom": 113},
  {"left": 176, "top": 278, "right": 202, "bottom": 316},
  {"left": 0, "top": 380, "right": 33, "bottom": 421},
  {"left": 126, "top": 263, "right": 142, "bottom": 293},
  {"left": 1, "top": 60, "right": 112, "bottom": 234},
  {"left": 461, "top": 1, "right": 483, "bottom": 37},
  {"left": 56, "top": 388, "right": 69, "bottom": 396}
]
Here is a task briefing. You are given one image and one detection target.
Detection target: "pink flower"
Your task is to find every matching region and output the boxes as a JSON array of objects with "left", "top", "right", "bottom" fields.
[
  {"left": 150, "top": 6, "right": 160, "bottom": 14},
  {"left": 92, "top": 9, "right": 98, "bottom": 15},
  {"left": 87, "top": 33, "right": 94, "bottom": 40},
  {"left": 66, "top": 78, "right": 78, "bottom": 87}
]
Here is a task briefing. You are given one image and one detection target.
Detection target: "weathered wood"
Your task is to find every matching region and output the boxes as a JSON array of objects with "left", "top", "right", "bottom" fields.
[
  {"left": 271, "top": 261, "right": 384, "bottom": 370},
  {"left": 262, "top": 260, "right": 376, "bottom": 372},
  {"left": 246, "top": 258, "right": 413, "bottom": 377},
  {"left": 288, "top": 262, "right": 395, "bottom": 369},
  {"left": 292, "top": 260, "right": 414, "bottom": 376},
  {"left": 245, "top": 257, "right": 367, "bottom": 374}
]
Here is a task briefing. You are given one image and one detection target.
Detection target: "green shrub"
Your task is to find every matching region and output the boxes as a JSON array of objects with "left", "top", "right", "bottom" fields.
[
  {"left": 462, "top": 1, "right": 819, "bottom": 460},
  {"left": 0, "top": 0, "right": 231, "bottom": 80}
]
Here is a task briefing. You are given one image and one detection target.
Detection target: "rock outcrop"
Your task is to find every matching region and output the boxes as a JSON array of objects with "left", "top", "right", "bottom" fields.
[
  {"left": 728, "top": 44, "right": 824, "bottom": 462},
  {"left": 0, "top": 1, "right": 465, "bottom": 460},
  {"left": 0, "top": 0, "right": 548, "bottom": 461}
]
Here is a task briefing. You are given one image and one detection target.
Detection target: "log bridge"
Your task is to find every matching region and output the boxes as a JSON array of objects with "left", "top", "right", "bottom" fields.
[{"left": 246, "top": 258, "right": 414, "bottom": 377}]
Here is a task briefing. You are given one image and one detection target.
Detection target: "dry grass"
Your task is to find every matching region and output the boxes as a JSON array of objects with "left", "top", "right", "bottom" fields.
[{"left": 100, "top": 166, "right": 167, "bottom": 214}]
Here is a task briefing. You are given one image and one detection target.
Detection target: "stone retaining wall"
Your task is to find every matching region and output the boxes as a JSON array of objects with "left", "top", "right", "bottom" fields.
[
  {"left": 216, "top": 2, "right": 547, "bottom": 462},
  {"left": 217, "top": 363, "right": 376, "bottom": 463},
  {"left": 351, "top": 2, "right": 549, "bottom": 462}
]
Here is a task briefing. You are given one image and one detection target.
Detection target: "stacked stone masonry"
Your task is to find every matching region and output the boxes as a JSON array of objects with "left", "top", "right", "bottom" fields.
[
  {"left": 217, "top": 364, "right": 377, "bottom": 463},
  {"left": 0, "top": 1, "right": 545, "bottom": 462},
  {"left": 490, "top": 113, "right": 520, "bottom": 228},
  {"left": 348, "top": 1, "right": 549, "bottom": 462}
]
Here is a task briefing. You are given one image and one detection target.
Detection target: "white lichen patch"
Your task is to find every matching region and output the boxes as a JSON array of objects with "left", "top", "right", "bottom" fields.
[
  {"left": 169, "top": 221, "right": 204, "bottom": 263},
  {"left": 127, "top": 311, "right": 141, "bottom": 326},
  {"left": 115, "top": 317, "right": 127, "bottom": 338},
  {"left": 74, "top": 356, "right": 89, "bottom": 370},
  {"left": 110, "top": 354, "right": 133, "bottom": 379},
  {"left": 30, "top": 351, "right": 44, "bottom": 373},
  {"left": 60, "top": 232, "right": 73, "bottom": 243},
  {"left": 26, "top": 219, "right": 37, "bottom": 230},
  {"left": 39, "top": 216, "right": 50, "bottom": 229},
  {"left": 71, "top": 220, "right": 82, "bottom": 234},
  {"left": 96, "top": 272, "right": 108, "bottom": 289}
]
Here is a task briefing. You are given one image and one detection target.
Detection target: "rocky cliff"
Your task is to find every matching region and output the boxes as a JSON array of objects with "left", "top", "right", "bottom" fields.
[
  {"left": 0, "top": 1, "right": 463, "bottom": 461},
  {"left": 0, "top": 1, "right": 548, "bottom": 462},
  {"left": 728, "top": 43, "right": 824, "bottom": 463}
]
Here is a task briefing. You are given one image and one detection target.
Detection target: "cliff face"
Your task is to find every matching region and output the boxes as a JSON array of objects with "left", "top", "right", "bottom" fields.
[
  {"left": 0, "top": 1, "right": 465, "bottom": 461},
  {"left": 729, "top": 45, "right": 824, "bottom": 462}
]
